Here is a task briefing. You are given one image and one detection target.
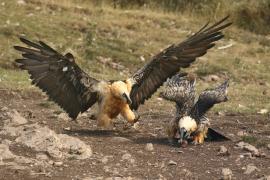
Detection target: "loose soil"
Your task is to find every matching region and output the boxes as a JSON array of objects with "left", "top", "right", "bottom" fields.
[{"left": 0, "top": 89, "right": 269, "bottom": 180}]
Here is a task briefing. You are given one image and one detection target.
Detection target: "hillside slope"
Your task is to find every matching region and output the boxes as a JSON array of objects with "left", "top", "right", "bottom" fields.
[{"left": 0, "top": 0, "right": 269, "bottom": 113}]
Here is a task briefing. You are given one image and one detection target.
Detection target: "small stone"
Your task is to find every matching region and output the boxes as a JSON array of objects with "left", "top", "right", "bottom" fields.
[
  {"left": 17, "top": 0, "right": 26, "bottom": 5},
  {"left": 58, "top": 113, "right": 70, "bottom": 121},
  {"left": 121, "top": 153, "right": 135, "bottom": 164},
  {"left": 111, "top": 137, "right": 131, "bottom": 143},
  {"left": 244, "top": 164, "right": 258, "bottom": 175},
  {"left": 208, "top": 75, "right": 220, "bottom": 81},
  {"left": 216, "top": 111, "right": 225, "bottom": 116},
  {"left": 236, "top": 141, "right": 245, "bottom": 148},
  {"left": 236, "top": 142, "right": 259, "bottom": 156},
  {"left": 41, "top": 121, "right": 47, "bottom": 124},
  {"left": 1, "top": 139, "right": 12, "bottom": 146},
  {"left": 267, "top": 144, "right": 270, "bottom": 150},
  {"left": 221, "top": 168, "right": 232, "bottom": 180},
  {"left": 100, "top": 156, "right": 109, "bottom": 164},
  {"left": 80, "top": 113, "right": 88, "bottom": 118},
  {"left": 122, "top": 153, "right": 132, "bottom": 160},
  {"left": 36, "top": 153, "right": 48, "bottom": 160},
  {"left": 241, "top": 152, "right": 253, "bottom": 158},
  {"left": 133, "top": 122, "right": 140, "bottom": 130},
  {"left": 237, "top": 131, "right": 247, "bottom": 137},
  {"left": 53, "top": 161, "right": 63, "bottom": 166},
  {"left": 140, "top": 55, "right": 145, "bottom": 62},
  {"left": 218, "top": 146, "right": 230, "bottom": 156},
  {"left": 258, "top": 109, "right": 268, "bottom": 114},
  {"left": 0, "top": 144, "right": 16, "bottom": 160},
  {"left": 48, "top": 160, "right": 54, "bottom": 165},
  {"left": 63, "top": 127, "right": 71, "bottom": 131},
  {"left": 168, "top": 160, "right": 177, "bottom": 166},
  {"left": 180, "top": 168, "right": 193, "bottom": 178},
  {"left": 1, "top": 106, "right": 8, "bottom": 112},
  {"left": 6, "top": 110, "right": 28, "bottom": 125},
  {"left": 145, "top": 143, "right": 154, "bottom": 151}
]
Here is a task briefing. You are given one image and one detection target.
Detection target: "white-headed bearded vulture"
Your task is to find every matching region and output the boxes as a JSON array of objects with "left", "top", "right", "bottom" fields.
[
  {"left": 160, "top": 73, "right": 229, "bottom": 146},
  {"left": 14, "top": 16, "right": 231, "bottom": 128}
]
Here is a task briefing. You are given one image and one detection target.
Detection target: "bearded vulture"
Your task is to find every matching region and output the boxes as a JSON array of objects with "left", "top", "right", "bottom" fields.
[
  {"left": 14, "top": 16, "right": 231, "bottom": 128},
  {"left": 160, "top": 74, "right": 229, "bottom": 145}
]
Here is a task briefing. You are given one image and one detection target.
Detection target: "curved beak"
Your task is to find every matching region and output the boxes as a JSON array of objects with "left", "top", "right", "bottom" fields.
[
  {"left": 123, "top": 93, "right": 132, "bottom": 105},
  {"left": 179, "top": 127, "right": 189, "bottom": 143}
]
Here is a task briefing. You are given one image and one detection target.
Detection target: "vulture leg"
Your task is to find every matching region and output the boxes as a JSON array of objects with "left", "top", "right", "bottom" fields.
[{"left": 120, "top": 104, "right": 136, "bottom": 124}]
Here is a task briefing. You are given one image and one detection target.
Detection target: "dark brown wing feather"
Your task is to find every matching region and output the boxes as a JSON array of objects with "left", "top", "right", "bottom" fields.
[
  {"left": 160, "top": 73, "right": 196, "bottom": 117},
  {"left": 14, "top": 38, "right": 99, "bottom": 119},
  {"left": 191, "top": 80, "right": 229, "bottom": 119},
  {"left": 129, "top": 16, "right": 232, "bottom": 110}
]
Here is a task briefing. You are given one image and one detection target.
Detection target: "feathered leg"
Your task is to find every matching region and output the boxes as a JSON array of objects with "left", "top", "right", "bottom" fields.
[
  {"left": 192, "top": 122, "right": 209, "bottom": 144},
  {"left": 97, "top": 113, "right": 112, "bottom": 127},
  {"left": 120, "top": 104, "right": 139, "bottom": 124}
]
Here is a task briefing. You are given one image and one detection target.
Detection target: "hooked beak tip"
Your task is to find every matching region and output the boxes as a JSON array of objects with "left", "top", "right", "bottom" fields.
[
  {"left": 127, "top": 98, "right": 132, "bottom": 105},
  {"left": 122, "top": 93, "right": 132, "bottom": 105}
]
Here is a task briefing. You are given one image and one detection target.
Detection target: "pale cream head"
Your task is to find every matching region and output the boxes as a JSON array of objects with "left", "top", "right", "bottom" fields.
[{"left": 111, "top": 81, "right": 131, "bottom": 104}]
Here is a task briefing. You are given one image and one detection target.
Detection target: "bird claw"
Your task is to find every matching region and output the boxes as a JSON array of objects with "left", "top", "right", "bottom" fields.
[{"left": 133, "top": 114, "right": 140, "bottom": 123}]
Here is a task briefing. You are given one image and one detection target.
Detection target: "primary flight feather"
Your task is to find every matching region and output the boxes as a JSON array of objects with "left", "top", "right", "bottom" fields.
[{"left": 14, "top": 16, "right": 231, "bottom": 127}]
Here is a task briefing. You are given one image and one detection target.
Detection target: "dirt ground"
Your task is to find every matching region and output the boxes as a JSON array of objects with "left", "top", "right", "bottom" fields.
[{"left": 0, "top": 89, "right": 269, "bottom": 180}]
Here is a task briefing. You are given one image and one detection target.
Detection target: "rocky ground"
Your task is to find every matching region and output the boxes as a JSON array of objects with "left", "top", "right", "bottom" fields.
[{"left": 0, "top": 89, "right": 270, "bottom": 180}]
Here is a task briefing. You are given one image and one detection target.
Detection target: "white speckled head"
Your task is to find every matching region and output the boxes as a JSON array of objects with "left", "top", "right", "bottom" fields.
[{"left": 178, "top": 116, "right": 197, "bottom": 133}]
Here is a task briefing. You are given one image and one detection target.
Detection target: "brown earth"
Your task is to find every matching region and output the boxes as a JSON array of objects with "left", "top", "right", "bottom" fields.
[{"left": 0, "top": 89, "right": 270, "bottom": 180}]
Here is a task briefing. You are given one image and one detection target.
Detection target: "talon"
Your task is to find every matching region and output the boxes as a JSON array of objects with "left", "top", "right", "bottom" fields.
[
  {"left": 192, "top": 132, "right": 205, "bottom": 145},
  {"left": 133, "top": 115, "right": 140, "bottom": 123}
]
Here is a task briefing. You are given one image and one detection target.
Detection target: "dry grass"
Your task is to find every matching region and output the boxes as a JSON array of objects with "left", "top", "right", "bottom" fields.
[{"left": 0, "top": 0, "right": 269, "bottom": 114}]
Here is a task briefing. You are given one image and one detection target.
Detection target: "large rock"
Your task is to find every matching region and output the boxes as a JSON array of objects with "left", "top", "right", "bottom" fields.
[
  {"left": 0, "top": 144, "right": 16, "bottom": 160},
  {"left": 236, "top": 141, "right": 260, "bottom": 156},
  {"left": 15, "top": 125, "right": 92, "bottom": 159},
  {"left": 0, "top": 109, "right": 93, "bottom": 160},
  {"left": 5, "top": 109, "right": 28, "bottom": 126},
  {"left": 0, "top": 143, "right": 46, "bottom": 170}
]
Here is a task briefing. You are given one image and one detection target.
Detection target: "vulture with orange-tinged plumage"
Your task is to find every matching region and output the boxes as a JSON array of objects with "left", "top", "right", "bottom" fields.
[{"left": 14, "top": 16, "right": 231, "bottom": 128}]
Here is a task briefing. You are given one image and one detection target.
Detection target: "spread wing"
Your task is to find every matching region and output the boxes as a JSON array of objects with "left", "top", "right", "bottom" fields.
[
  {"left": 14, "top": 38, "right": 99, "bottom": 119},
  {"left": 129, "top": 16, "right": 232, "bottom": 110},
  {"left": 160, "top": 73, "right": 196, "bottom": 117},
  {"left": 160, "top": 73, "right": 196, "bottom": 104},
  {"left": 191, "top": 80, "right": 229, "bottom": 119}
]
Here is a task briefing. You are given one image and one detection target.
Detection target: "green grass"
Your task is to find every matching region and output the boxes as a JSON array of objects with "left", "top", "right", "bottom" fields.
[{"left": 0, "top": 0, "right": 269, "bottom": 114}]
